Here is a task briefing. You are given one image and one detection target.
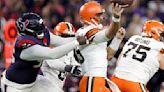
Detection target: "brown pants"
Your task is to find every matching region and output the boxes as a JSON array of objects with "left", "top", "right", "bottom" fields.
[
  {"left": 79, "top": 76, "right": 112, "bottom": 92},
  {"left": 111, "top": 76, "right": 149, "bottom": 92}
]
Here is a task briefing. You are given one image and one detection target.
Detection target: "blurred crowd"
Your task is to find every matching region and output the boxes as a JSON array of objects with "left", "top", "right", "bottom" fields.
[{"left": 0, "top": 0, "right": 164, "bottom": 92}]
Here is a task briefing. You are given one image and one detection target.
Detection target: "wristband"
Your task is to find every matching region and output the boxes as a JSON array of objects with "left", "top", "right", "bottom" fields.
[
  {"left": 109, "top": 36, "right": 122, "bottom": 51},
  {"left": 112, "top": 16, "right": 120, "bottom": 23}
]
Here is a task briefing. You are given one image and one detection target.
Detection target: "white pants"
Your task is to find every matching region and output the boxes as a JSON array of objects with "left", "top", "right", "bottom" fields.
[
  {"left": 31, "top": 75, "right": 64, "bottom": 92},
  {"left": 1, "top": 75, "right": 63, "bottom": 92},
  {"left": 1, "top": 82, "right": 32, "bottom": 92}
]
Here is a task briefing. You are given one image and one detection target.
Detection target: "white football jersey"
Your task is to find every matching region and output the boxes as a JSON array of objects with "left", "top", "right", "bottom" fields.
[
  {"left": 41, "top": 51, "right": 79, "bottom": 89},
  {"left": 114, "top": 35, "right": 163, "bottom": 84},
  {"left": 77, "top": 25, "right": 109, "bottom": 77}
]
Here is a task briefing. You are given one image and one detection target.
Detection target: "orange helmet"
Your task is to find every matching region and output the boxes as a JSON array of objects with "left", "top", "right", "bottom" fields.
[
  {"left": 80, "top": 1, "right": 105, "bottom": 25},
  {"left": 142, "top": 20, "right": 164, "bottom": 40},
  {"left": 53, "top": 22, "right": 76, "bottom": 37}
]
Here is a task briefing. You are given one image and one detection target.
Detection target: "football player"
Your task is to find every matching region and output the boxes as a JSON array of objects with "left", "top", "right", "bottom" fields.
[
  {"left": 111, "top": 20, "right": 164, "bottom": 92},
  {"left": 32, "top": 22, "right": 82, "bottom": 92},
  {"left": 75, "top": 1, "right": 127, "bottom": 92},
  {"left": 1, "top": 13, "right": 88, "bottom": 92}
]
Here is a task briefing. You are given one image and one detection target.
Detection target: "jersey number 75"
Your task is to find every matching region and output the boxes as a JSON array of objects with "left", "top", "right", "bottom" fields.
[{"left": 123, "top": 42, "right": 151, "bottom": 62}]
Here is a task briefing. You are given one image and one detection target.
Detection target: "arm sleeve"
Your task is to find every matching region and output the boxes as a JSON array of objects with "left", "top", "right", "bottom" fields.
[
  {"left": 50, "top": 32, "right": 75, "bottom": 46},
  {"left": 43, "top": 59, "right": 66, "bottom": 72},
  {"left": 92, "top": 28, "right": 110, "bottom": 44},
  {"left": 20, "top": 40, "right": 79, "bottom": 61}
]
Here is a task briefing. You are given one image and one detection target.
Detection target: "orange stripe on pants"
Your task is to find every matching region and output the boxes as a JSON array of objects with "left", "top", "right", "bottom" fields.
[
  {"left": 111, "top": 76, "right": 149, "bottom": 92},
  {"left": 79, "top": 76, "right": 112, "bottom": 92}
]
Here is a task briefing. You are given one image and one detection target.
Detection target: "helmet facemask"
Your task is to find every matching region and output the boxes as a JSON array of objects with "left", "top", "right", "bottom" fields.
[{"left": 81, "top": 12, "right": 105, "bottom": 30}]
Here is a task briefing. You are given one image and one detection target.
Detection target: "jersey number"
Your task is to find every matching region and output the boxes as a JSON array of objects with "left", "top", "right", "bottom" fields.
[
  {"left": 123, "top": 42, "right": 150, "bottom": 62},
  {"left": 58, "top": 72, "right": 65, "bottom": 81},
  {"left": 73, "top": 49, "right": 84, "bottom": 64}
]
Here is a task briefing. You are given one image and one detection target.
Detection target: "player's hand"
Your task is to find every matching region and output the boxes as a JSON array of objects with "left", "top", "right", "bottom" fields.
[
  {"left": 115, "top": 27, "right": 126, "bottom": 39},
  {"left": 76, "top": 36, "right": 89, "bottom": 45},
  {"left": 112, "top": 3, "right": 128, "bottom": 18},
  {"left": 65, "top": 65, "right": 82, "bottom": 76}
]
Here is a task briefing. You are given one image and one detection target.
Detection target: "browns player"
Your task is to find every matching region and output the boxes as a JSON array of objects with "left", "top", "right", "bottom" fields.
[
  {"left": 33, "top": 22, "right": 82, "bottom": 92},
  {"left": 111, "top": 20, "right": 164, "bottom": 92},
  {"left": 76, "top": 1, "right": 127, "bottom": 92}
]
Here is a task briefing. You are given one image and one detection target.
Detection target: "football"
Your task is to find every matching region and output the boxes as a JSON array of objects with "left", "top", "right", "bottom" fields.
[{"left": 110, "top": 0, "right": 134, "bottom": 7}]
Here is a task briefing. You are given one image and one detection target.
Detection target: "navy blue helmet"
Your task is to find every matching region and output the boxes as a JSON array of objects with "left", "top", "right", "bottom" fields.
[{"left": 16, "top": 12, "right": 46, "bottom": 37}]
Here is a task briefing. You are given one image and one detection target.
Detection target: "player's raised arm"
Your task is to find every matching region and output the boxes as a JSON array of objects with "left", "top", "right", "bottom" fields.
[
  {"left": 107, "top": 27, "right": 126, "bottom": 61},
  {"left": 76, "top": 2, "right": 127, "bottom": 44},
  {"left": 105, "top": 3, "right": 127, "bottom": 39}
]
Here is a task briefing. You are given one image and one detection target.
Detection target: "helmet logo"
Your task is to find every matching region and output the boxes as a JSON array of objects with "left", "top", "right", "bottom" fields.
[
  {"left": 19, "top": 23, "right": 24, "bottom": 31},
  {"left": 151, "top": 27, "right": 160, "bottom": 36},
  {"left": 24, "top": 19, "right": 29, "bottom": 27},
  {"left": 39, "top": 19, "right": 43, "bottom": 24}
]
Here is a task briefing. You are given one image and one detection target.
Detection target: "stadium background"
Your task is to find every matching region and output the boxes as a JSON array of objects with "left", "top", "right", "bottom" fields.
[{"left": 0, "top": 0, "right": 164, "bottom": 92}]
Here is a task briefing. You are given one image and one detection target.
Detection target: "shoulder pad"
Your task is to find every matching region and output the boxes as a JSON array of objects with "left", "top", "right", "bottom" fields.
[
  {"left": 85, "top": 28, "right": 100, "bottom": 39},
  {"left": 76, "top": 25, "right": 98, "bottom": 36},
  {"left": 15, "top": 35, "right": 43, "bottom": 48}
]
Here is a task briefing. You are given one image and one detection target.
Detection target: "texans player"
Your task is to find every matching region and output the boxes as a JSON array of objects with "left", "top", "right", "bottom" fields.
[{"left": 1, "top": 13, "right": 88, "bottom": 92}]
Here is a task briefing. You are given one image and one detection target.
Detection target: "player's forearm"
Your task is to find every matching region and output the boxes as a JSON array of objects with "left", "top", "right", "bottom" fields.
[
  {"left": 44, "top": 59, "right": 66, "bottom": 72},
  {"left": 107, "top": 36, "right": 122, "bottom": 61},
  {"left": 20, "top": 40, "right": 79, "bottom": 61},
  {"left": 50, "top": 32, "right": 75, "bottom": 46},
  {"left": 105, "top": 17, "right": 120, "bottom": 39},
  {"left": 107, "top": 47, "right": 116, "bottom": 61}
]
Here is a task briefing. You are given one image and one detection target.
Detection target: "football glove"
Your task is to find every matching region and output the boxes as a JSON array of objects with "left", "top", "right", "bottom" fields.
[{"left": 65, "top": 65, "right": 82, "bottom": 77}]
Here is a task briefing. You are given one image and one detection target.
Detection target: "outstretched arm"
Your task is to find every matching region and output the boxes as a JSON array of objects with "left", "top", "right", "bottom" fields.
[
  {"left": 20, "top": 36, "right": 88, "bottom": 61},
  {"left": 20, "top": 40, "right": 79, "bottom": 61},
  {"left": 50, "top": 32, "right": 75, "bottom": 46}
]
